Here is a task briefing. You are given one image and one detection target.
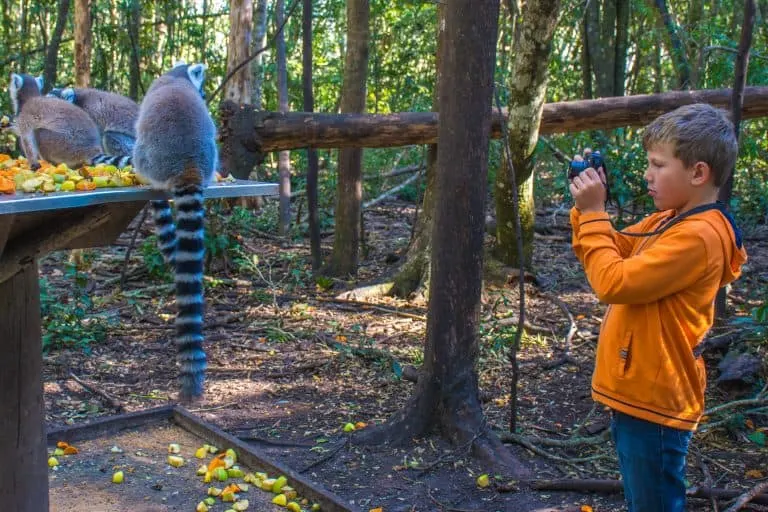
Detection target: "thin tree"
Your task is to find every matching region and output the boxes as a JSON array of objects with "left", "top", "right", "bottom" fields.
[
  {"left": 357, "top": 0, "right": 528, "bottom": 474},
  {"left": 251, "top": 0, "right": 269, "bottom": 109},
  {"left": 328, "top": 0, "right": 370, "bottom": 276},
  {"left": 225, "top": 0, "right": 254, "bottom": 104},
  {"left": 43, "top": 0, "right": 71, "bottom": 93},
  {"left": 74, "top": 0, "right": 92, "bottom": 87},
  {"left": 276, "top": 0, "right": 291, "bottom": 235},
  {"left": 128, "top": 0, "right": 141, "bottom": 101},
  {"left": 303, "top": 0, "right": 321, "bottom": 271}
]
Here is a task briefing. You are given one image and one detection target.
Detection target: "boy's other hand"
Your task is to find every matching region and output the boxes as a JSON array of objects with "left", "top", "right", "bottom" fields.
[{"left": 570, "top": 167, "right": 607, "bottom": 213}]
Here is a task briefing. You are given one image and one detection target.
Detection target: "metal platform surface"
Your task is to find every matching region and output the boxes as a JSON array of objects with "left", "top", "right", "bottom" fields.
[{"left": 0, "top": 180, "right": 278, "bottom": 215}]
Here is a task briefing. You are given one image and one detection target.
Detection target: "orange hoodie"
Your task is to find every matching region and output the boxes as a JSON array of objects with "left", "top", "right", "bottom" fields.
[{"left": 571, "top": 206, "right": 747, "bottom": 431}]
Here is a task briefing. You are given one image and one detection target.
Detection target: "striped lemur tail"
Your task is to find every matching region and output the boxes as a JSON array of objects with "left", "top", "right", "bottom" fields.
[
  {"left": 90, "top": 153, "right": 132, "bottom": 168},
  {"left": 169, "top": 180, "right": 207, "bottom": 400}
]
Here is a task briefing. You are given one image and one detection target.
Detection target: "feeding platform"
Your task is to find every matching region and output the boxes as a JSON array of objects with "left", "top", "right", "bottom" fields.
[{"left": 0, "top": 180, "right": 281, "bottom": 511}]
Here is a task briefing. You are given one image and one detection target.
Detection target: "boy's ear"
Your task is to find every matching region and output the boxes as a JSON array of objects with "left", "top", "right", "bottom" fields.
[{"left": 690, "top": 161, "right": 714, "bottom": 186}]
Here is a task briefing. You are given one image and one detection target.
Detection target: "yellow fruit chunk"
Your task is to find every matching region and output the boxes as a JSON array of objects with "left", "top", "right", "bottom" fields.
[
  {"left": 238, "top": 483, "right": 250, "bottom": 492},
  {"left": 223, "top": 456, "right": 235, "bottom": 469},
  {"left": 112, "top": 471, "right": 124, "bottom": 484},
  {"left": 208, "top": 487, "right": 222, "bottom": 497},
  {"left": 261, "top": 478, "right": 276, "bottom": 491},
  {"left": 203, "top": 471, "right": 213, "bottom": 483},
  {"left": 311, "top": 504, "right": 321, "bottom": 511},
  {"left": 208, "top": 445, "right": 218, "bottom": 453},
  {"left": 272, "top": 494, "right": 287, "bottom": 506},
  {"left": 197, "top": 465, "right": 208, "bottom": 476},
  {"left": 287, "top": 503, "right": 302, "bottom": 512},
  {"left": 221, "top": 491, "right": 236, "bottom": 503},
  {"left": 60, "top": 180, "right": 75, "bottom": 191},
  {"left": 167, "top": 455, "right": 185, "bottom": 467},
  {"left": 233, "top": 500, "right": 249, "bottom": 511},
  {"left": 226, "top": 448, "right": 237, "bottom": 463},
  {"left": 195, "top": 447, "right": 208, "bottom": 459},
  {"left": 282, "top": 486, "right": 297, "bottom": 500},
  {"left": 272, "top": 475, "right": 288, "bottom": 493},
  {"left": 48, "top": 457, "right": 59, "bottom": 468},
  {"left": 228, "top": 466, "right": 244, "bottom": 478},
  {"left": 54, "top": 448, "right": 65, "bottom": 456},
  {"left": 476, "top": 474, "right": 490, "bottom": 488},
  {"left": 196, "top": 501, "right": 209, "bottom": 512},
  {"left": 167, "top": 443, "right": 181, "bottom": 454},
  {"left": 255, "top": 472, "right": 268, "bottom": 480},
  {"left": 343, "top": 423, "right": 355, "bottom": 432}
]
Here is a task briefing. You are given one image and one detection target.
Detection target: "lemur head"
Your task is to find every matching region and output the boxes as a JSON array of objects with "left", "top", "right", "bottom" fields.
[
  {"left": 167, "top": 60, "right": 207, "bottom": 100},
  {"left": 9, "top": 73, "right": 43, "bottom": 115}
]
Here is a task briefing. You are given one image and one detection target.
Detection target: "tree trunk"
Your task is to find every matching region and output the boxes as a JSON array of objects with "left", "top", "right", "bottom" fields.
[
  {"left": 653, "top": 0, "right": 691, "bottom": 89},
  {"left": 74, "top": 0, "right": 92, "bottom": 87},
  {"left": 276, "top": 0, "right": 291, "bottom": 235},
  {"left": 390, "top": 3, "right": 444, "bottom": 300},
  {"left": 356, "top": 0, "right": 527, "bottom": 476},
  {"left": 614, "top": 0, "right": 630, "bottom": 96},
  {"left": 128, "top": 0, "right": 141, "bottom": 101},
  {"left": 251, "top": 0, "right": 269, "bottom": 109},
  {"left": 494, "top": 0, "right": 560, "bottom": 269},
  {"left": 216, "top": 86, "right": 768, "bottom": 177},
  {"left": 328, "top": 0, "right": 370, "bottom": 277},
  {"left": 716, "top": 0, "right": 755, "bottom": 319},
  {"left": 581, "top": 14, "right": 593, "bottom": 99},
  {"left": 42, "top": 0, "right": 71, "bottom": 94},
  {"left": 303, "top": 0, "right": 321, "bottom": 271},
  {"left": 225, "top": 0, "right": 254, "bottom": 104}
]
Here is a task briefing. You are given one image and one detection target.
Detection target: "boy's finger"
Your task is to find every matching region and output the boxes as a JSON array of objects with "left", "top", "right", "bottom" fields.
[
  {"left": 599, "top": 168, "right": 607, "bottom": 184},
  {"left": 569, "top": 183, "right": 578, "bottom": 197},
  {"left": 573, "top": 154, "right": 584, "bottom": 161}
]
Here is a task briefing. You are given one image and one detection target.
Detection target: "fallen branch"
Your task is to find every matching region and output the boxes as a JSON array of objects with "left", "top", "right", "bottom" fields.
[
  {"left": 704, "top": 382, "right": 768, "bottom": 417},
  {"left": 299, "top": 438, "right": 349, "bottom": 473},
  {"left": 725, "top": 481, "right": 768, "bottom": 512},
  {"left": 363, "top": 171, "right": 423, "bottom": 209},
  {"left": 120, "top": 205, "right": 149, "bottom": 289},
  {"left": 500, "top": 432, "right": 611, "bottom": 463},
  {"left": 539, "top": 292, "right": 578, "bottom": 369},
  {"left": 522, "top": 479, "right": 768, "bottom": 505},
  {"left": 500, "top": 430, "right": 610, "bottom": 448},
  {"left": 68, "top": 372, "right": 125, "bottom": 412},
  {"left": 693, "top": 447, "right": 720, "bottom": 512}
]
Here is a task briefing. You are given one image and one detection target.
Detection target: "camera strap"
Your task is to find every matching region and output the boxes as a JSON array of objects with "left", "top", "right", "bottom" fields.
[{"left": 616, "top": 201, "right": 743, "bottom": 249}]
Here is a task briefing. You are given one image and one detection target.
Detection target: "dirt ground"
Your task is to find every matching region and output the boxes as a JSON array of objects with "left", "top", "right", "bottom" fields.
[{"left": 41, "top": 199, "right": 768, "bottom": 512}]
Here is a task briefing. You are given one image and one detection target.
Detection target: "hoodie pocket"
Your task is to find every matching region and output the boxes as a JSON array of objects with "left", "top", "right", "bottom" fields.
[{"left": 617, "top": 332, "right": 633, "bottom": 377}]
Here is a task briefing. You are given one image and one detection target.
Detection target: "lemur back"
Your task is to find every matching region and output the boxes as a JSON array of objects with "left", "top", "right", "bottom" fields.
[
  {"left": 133, "top": 62, "right": 217, "bottom": 401},
  {"left": 8, "top": 74, "right": 131, "bottom": 169},
  {"left": 48, "top": 87, "right": 138, "bottom": 156}
]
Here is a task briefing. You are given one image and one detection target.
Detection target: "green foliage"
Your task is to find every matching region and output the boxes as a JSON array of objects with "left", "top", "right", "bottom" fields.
[
  {"left": 140, "top": 235, "right": 172, "bottom": 281},
  {"left": 40, "top": 264, "right": 109, "bottom": 352}
]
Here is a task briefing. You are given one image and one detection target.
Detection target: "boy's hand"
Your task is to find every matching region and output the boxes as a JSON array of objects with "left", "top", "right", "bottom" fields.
[{"left": 570, "top": 167, "right": 607, "bottom": 213}]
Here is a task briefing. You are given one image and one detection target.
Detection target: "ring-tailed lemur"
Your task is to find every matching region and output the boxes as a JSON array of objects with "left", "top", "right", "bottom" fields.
[
  {"left": 8, "top": 74, "right": 131, "bottom": 169},
  {"left": 133, "top": 61, "right": 217, "bottom": 401},
  {"left": 47, "top": 87, "right": 139, "bottom": 156}
]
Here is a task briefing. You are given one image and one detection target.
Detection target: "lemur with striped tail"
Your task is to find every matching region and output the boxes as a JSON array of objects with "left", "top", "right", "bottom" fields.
[
  {"left": 132, "top": 61, "right": 217, "bottom": 401},
  {"left": 8, "top": 74, "right": 131, "bottom": 169},
  {"left": 47, "top": 87, "right": 139, "bottom": 156}
]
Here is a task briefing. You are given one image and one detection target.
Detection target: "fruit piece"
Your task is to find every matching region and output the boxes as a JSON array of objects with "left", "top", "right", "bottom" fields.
[
  {"left": 343, "top": 423, "right": 355, "bottom": 432},
  {"left": 110, "top": 445, "right": 123, "bottom": 453},
  {"left": 92, "top": 176, "right": 110, "bottom": 188},
  {"left": 196, "top": 501, "right": 209, "bottom": 512},
  {"left": 48, "top": 457, "right": 59, "bottom": 467},
  {"left": 112, "top": 471, "right": 124, "bottom": 484},
  {"left": 254, "top": 472, "right": 268, "bottom": 481},
  {"left": 203, "top": 471, "right": 213, "bottom": 483},
  {"left": 167, "top": 443, "right": 181, "bottom": 454},
  {"left": 369, "top": 509, "right": 383, "bottom": 512},
  {"left": 208, "top": 487, "right": 222, "bottom": 496},
  {"left": 233, "top": 500, "right": 249, "bottom": 511},
  {"left": 204, "top": 497, "right": 216, "bottom": 506},
  {"left": 54, "top": 448, "right": 65, "bottom": 456},
  {"left": 221, "top": 491, "right": 236, "bottom": 502},
  {"left": 355, "top": 422, "right": 367, "bottom": 429},
  {"left": 195, "top": 447, "right": 208, "bottom": 459},
  {"left": 167, "top": 455, "right": 184, "bottom": 467},
  {"left": 261, "top": 478, "right": 276, "bottom": 491},
  {"left": 272, "top": 494, "right": 287, "bottom": 506},
  {"left": 208, "top": 454, "right": 227, "bottom": 471},
  {"left": 197, "top": 465, "right": 208, "bottom": 476},
  {"left": 287, "top": 503, "right": 301, "bottom": 512},
  {"left": 215, "top": 467, "right": 229, "bottom": 482},
  {"left": 238, "top": 483, "right": 249, "bottom": 492},
  {"left": 21, "top": 177, "right": 43, "bottom": 192},
  {"left": 223, "top": 456, "right": 235, "bottom": 469},
  {"left": 476, "top": 474, "right": 490, "bottom": 488},
  {"left": 311, "top": 504, "right": 321, "bottom": 511},
  {"left": 227, "top": 466, "right": 244, "bottom": 478},
  {"left": 63, "top": 446, "right": 78, "bottom": 455},
  {"left": 226, "top": 448, "right": 237, "bottom": 462},
  {"left": 272, "top": 475, "right": 288, "bottom": 493},
  {"left": 282, "top": 486, "right": 297, "bottom": 500},
  {"left": 60, "top": 180, "right": 75, "bottom": 191},
  {"left": 208, "top": 445, "right": 218, "bottom": 454},
  {"left": 243, "top": 473, "right": 256, "bottom": 484},
  {"left": 75, "top": 180, "right": 96, "bottom": 191}
]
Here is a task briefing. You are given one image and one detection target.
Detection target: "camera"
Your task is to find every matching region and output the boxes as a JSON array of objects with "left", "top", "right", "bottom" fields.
[{"left": 568, "top": 150, "right": 605, "bottom": 180}]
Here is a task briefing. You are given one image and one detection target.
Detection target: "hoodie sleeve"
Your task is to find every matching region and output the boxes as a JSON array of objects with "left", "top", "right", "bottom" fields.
[
  {"left": 575, "top": 215, "right": 708, "bottom": 304},
  {"left": 571, "top": 208, "right": 650, "bottom": 262}
]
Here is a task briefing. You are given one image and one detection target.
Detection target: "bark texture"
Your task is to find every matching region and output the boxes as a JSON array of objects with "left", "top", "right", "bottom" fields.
[
  {"left": 74, "top": 0, "right": 92, "bottom": 87},
  {"left": 225, "top": 0, "right": 254, "bottom": 104}
]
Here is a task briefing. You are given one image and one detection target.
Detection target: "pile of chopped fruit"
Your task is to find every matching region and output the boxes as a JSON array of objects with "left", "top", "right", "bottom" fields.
[
  {"left": 0, "top": 154, "right": 143, "bottom": 195},
  {"left": 0, "top": 154, "right": 234, "bottom": 195}
]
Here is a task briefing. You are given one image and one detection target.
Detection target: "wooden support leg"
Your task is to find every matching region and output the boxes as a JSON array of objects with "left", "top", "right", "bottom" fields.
[{"left": 0, "top": 262, "right": 48, "bottom": 511}]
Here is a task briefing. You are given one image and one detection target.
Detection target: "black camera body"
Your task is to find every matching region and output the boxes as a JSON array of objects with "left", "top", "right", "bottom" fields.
[{"left": 568, "top": 150, "right": 605, "bottom": 180}]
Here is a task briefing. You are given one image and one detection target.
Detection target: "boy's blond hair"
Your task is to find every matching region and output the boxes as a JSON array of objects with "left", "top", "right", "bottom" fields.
[{"left": 642, "top": 103, "right": 738, "bottom": 186}]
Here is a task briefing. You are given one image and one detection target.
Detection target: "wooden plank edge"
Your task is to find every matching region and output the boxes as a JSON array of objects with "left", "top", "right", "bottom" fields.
[
  {"left": 47, "top": 405, "right": 175, "bottom": 445},
  {"left": 172, "top": 406, "right": 357, "bottom": 512}
]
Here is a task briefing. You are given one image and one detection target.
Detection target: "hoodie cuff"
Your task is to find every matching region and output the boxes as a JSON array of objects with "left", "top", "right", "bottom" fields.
[{"left": 577, "top": 211, "right": 612, "bottom": 236}]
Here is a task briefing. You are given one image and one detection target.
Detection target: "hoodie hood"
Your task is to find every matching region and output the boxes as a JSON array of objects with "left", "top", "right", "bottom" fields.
[{"left": 697, "top": 204, "right": 747, "bottom": 286}]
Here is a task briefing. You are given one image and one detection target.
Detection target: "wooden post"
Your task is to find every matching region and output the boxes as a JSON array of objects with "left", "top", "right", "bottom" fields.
[{"left": 0, "top": 262, "right": 48, "bottom": 512}]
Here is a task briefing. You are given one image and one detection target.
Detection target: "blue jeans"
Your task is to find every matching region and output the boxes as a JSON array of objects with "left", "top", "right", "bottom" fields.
[{"left": 610, "top": 410, "right": 693, "bottom": 512}]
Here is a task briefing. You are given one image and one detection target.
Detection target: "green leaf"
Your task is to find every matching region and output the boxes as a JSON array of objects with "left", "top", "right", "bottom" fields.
[{"left": 747, "top": 431, "right": 766, "bottom": 446}]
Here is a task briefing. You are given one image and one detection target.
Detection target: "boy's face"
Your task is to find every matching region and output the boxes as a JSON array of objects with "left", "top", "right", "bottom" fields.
[{"left": 644, "top": 142, "right": 712, "bottom": 212}]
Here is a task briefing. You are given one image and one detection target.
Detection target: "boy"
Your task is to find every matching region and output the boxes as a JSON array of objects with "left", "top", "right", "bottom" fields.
[{"left": 569, "top": 103, "right": 748, "bottom": 512}]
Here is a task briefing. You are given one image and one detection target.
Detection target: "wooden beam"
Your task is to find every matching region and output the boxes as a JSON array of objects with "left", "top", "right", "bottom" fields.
[
  {"left": 0, "top": 262, "right": 48, "bottom": 512},
  {"left": 218, "top": 86, "right": 768, "bottom": 176}
]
